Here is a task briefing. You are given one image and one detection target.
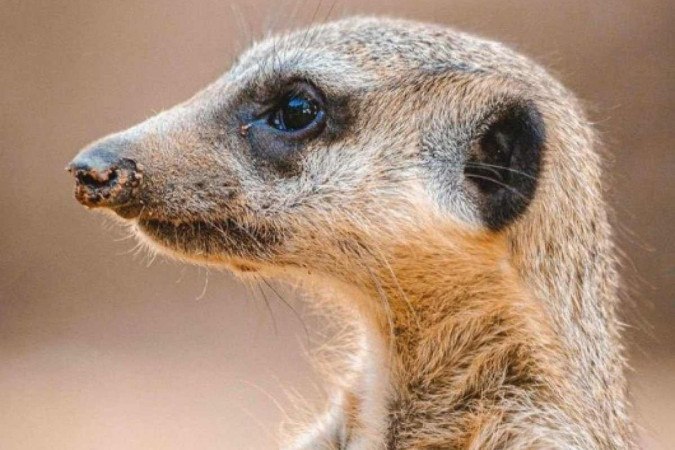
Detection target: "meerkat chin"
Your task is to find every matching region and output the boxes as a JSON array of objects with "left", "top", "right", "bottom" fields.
[{"left": 68, "top": 17, "right": 634, "bottom": 449}]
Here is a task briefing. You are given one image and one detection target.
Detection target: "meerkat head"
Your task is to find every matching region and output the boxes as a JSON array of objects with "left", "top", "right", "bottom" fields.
[{"left": 68, "top": 18, "right": 547, "bottom": 279}]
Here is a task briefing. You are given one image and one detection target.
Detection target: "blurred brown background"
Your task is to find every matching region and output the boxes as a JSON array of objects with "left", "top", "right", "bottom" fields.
[{"left": 0, "top": 1, "right": 672, "bottom": 448}]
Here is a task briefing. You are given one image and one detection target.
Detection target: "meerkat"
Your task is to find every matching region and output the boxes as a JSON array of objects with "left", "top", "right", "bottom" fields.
[{"left": 67, "top": 17, "right": 633, "bottom": 449}]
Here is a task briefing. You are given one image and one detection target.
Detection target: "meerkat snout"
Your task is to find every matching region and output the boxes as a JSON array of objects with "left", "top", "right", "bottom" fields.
[{"left": 68, "top": 138, "right": 143, "bottom": 218}]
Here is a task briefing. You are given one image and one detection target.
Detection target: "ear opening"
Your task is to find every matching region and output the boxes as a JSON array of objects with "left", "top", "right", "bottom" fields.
[{"left": 465, "top": 101, "right": 546, "bottom": 230}]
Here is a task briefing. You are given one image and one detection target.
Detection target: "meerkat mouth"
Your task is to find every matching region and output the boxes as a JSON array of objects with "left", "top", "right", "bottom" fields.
[{"left": 136, "top": 217, "right": 279, "bottom": 260}]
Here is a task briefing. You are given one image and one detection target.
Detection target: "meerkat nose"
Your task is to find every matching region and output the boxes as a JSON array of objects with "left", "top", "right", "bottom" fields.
[{"left": 67, "top": 140, "right": 143, "bottom": 213}]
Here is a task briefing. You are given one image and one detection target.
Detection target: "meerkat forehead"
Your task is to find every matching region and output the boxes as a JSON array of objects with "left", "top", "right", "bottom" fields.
[{"left": 223, "top": 17, "right": 508, "bottom": 93}]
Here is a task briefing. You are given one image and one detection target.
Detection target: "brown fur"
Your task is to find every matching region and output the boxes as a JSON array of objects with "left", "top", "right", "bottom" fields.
[{"left": 69, "top": 18, "right": 633, "bottom": 449}]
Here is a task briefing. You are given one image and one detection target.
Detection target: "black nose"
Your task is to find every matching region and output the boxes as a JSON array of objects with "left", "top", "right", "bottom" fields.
[{"left": 67, "top": 141, "right": 143, "bottom": 210}]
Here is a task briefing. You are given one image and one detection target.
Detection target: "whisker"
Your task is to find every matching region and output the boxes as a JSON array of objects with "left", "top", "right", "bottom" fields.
[
  {"left": 322, "top": 0, "right": 338, "bottom": 26},
  {"left": 175, "top": 266, "right": 188, "bottom": 284},
  {"left": 465, "top": 161, "right": 537, "bottom": 180},
  {"left": 290, "top": 0, "right": 324, "bottom": 66},
  {"left": 464, "top": 164, "right": 504, "bottom": 180},
  {"left": 113, "top": 232, "right": 136, "bottom": 242},
  {"left": 144, "top": 249, "right": 158, "bottom": 268},
  {"left": 240, "top": 379, "right": 291, "bottom": 420},
  {"left": 261, "top": 276, "right": 310, "bottom": 345},
  {"left": 118, "top": 240, "right": 144, "bottom": 256},
  {"left": 255, "top": 275, "right": 279, "bottom": 334},
  {"left": 465, "top": 173, "right": 528, "bottom": 200},
  {"left": 196, "top": 267, "right": 209, "bottom": 301},
  {"left": 229, "top": 2, "right": 255, "bottom": 52}
]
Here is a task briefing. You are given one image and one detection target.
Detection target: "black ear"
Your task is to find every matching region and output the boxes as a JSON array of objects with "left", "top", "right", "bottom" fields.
[{"left": 465, "top": 102, "right": 546, "bottom": 230}]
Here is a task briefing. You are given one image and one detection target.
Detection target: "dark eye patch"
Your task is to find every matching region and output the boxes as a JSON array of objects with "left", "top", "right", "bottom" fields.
[{"left": 238, "top": 81, "right": 350, "bottom": 175}]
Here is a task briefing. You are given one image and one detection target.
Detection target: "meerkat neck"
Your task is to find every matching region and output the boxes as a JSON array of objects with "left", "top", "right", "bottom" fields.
[
  {"left": 322, "top": 231, "right": 573, "bottom": 447},
  {"left": 354, "top": 232, "right": 548, "bottom": 351}
]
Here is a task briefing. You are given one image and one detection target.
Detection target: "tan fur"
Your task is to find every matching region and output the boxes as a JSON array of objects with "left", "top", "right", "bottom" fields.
[{"left": 69, "top": 17, "right": 633, "bottom": 449}]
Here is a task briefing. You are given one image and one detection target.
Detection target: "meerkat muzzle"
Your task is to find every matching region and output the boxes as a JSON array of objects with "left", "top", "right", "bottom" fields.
[{"left": 67, "top": 143, "right": 144, "bottom": 217}]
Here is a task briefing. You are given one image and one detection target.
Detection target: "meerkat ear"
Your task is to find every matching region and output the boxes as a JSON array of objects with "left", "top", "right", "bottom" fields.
[{"left": 465, "top": 101, "right": 546, "bottom": 230}]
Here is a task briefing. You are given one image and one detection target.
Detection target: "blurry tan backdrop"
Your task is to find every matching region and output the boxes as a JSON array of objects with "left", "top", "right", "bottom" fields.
[{"left": 0, "top": 1, "right": 672, "bottom": 449}]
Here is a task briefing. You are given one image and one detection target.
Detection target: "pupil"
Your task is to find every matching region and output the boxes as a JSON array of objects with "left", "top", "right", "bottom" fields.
[{"left": 282, "top": 96, "right": 317, "bottom": 130}]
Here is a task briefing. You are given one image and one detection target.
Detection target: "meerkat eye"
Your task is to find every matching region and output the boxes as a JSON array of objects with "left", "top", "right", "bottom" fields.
[
  {"left": 243, "top": 83, "right": 328, "bottom": 169},
  {"left": 266, "top": 86, "right": 325, "bottom": 135}
]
